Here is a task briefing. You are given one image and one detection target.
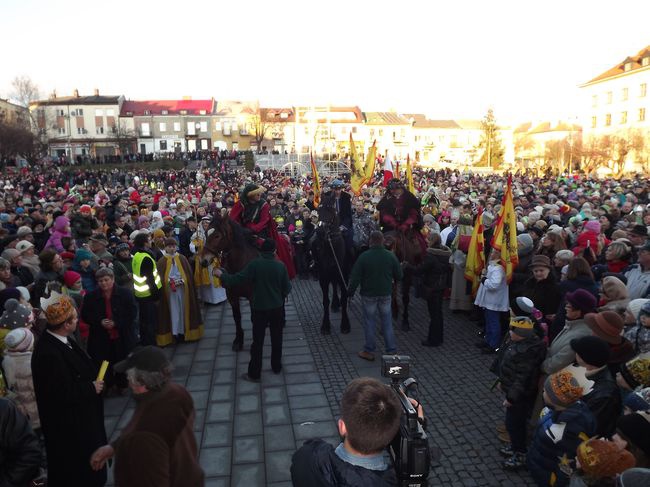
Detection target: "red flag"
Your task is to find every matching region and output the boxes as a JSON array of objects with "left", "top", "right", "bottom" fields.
[{"left": 382, "top": 154, "right": 394, "bottom": 187}]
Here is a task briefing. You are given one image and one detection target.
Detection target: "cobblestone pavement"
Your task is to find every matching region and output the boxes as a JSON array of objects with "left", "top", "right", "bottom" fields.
[{"left": 102, "top": 278, "right": 537, "bottom": 486}]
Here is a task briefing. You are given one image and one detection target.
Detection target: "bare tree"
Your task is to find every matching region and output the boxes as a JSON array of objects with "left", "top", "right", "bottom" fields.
[
  {"left": 10, "top": 76, "right": 41, "bottom": 107},
  {"left": 111, "top": 120, "right": 137, "bottom": 161},
  {"left": 252, "top": 108, "right": 288, "bottom": 152}
]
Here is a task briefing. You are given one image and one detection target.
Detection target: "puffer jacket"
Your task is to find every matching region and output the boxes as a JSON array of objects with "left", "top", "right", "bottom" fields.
[
  {"left": 582, "top": 367, "right": 621, "bottom": 438},
  {"left": 291, "top": 439, "right": 397, "bottom": 487},
  {"left": 2, "top": 350, "right": 40, "bottom": 429},
  {"left": 409, "top": 245, "right": 452, "bottom": 291},
  {"left": 527, "top": 401, "right": 597, "bottom": 487},
  {"left": 497, "top": 336, "right": 546, "bottom": 404},
  {"left": 0, "top": 398, "right": 42, "bottom": 486}
]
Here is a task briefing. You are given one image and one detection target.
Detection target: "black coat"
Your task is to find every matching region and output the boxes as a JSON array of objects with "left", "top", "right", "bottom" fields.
[
  {"left": 0, "top": 398, "right": 41, "bottom": 487},
  {"left": 31, "top": 331, "right": 107, "bottom": 487},
  {"left": 81, "top": 285, "right": 138, "bottom": 366},
  {"left": 321, "top": 191, "right": 353, "bottom": 230},
  {"left": 549, "top": 276, "right": 599, "bottom": 341},
  {"left": 522, "top": 275, "right": 562, "bottom": 317},
  {"left": 291, "top": 439, "right": 397, "bottom": 487},
  {"left": 410, "top": 246, "right": 452, "bottom": 291},
  {"left": 496, "top": 336, "right": 546, "bottom": 404},
  {"left": 582, "top": 367, "right": 622, "bottom": 438}
]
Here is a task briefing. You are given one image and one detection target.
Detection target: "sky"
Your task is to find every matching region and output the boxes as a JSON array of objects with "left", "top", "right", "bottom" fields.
[{"left": 2, "top": 0, "right": 649, "bottom": 124}]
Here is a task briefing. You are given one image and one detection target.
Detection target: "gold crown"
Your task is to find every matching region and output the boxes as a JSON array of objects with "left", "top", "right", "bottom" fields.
[
  {"left": 41, "top": 291, "right": 74, "bottom": 325},
  {"left": 510, "top": 317, "right": 534, "bottom": 330},
  {"left": 551, "top": 365, "right": 595, "bottom": 401}
]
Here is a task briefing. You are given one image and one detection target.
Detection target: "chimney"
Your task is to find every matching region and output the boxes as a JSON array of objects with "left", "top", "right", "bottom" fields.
[
  {"left": 94, "top": 88, "right": 99, "bottom": 96},
  {"left": 73, "top": 89, "right": 79, "bottom": 97},
  {"left": 50, "top": 90, "right": 57, "bottom": 100}
]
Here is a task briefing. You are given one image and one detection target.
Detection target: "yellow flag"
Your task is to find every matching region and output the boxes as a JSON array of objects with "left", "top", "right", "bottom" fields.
[
  {"left": 490, "top": 175, "right": 519, "bottom": 283},
  {"left": 363, "top": 140, "right": 377, "bottom": 187},
  {"left": 406, "top": 154, "right": 415, "bottom": 194},
  {"left": 310, "top": 152, "right": 321, "bottom": 207},
  {"left": 349, "top": 133, "right": 365, "bottom": 196},
  {"left": 464, "top": 207, "right": 486, "bottom": 297}
]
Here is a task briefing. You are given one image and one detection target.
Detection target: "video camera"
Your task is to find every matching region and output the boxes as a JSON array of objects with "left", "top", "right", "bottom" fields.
[{"left": 381, "top": 355, "right": 431, "bottom": 487}]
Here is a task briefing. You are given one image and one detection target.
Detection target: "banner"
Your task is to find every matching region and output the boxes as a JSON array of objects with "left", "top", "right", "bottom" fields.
[
  {"left": 464, "top": 207, "right": 486, "bottom": 297},
  {"left": 490, "top": 175, "right": 519, "bottom": 283},
  {"left": 310, "top": 152, "right": 321, "bottom": 207}
]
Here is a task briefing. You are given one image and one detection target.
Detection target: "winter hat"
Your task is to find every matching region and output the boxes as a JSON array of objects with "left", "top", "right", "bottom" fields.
[
  {"left": 63, "top": 270, "right": 82, "bottom": 288},
  {"left": 623, "top": 391, "right": 650, "bottom": 412},
  {"left": 15, "top": 287, "right": 30, "bottom": 303},
  {"left": 584, "top": 220, "right": 601, "bottom": 233},
  {"left": 619, "top": 352, "right": 650, "bottom": 389},
  {"left": 570, "top": 336, "right": 610, "bottom": 367},
  {"left": 617, "top": 413, "right": 650, "bottom": 456},
  {"left": 0, "top": 299, "right": 32, "bottom": 330},
  {"left": 115, "top": 243, "right": 130, "bottom": 254},
  {"left": 555, "top": 249, "right": 574, "bottom": 262},
  {"left": 16, "top": 226, "right": 33, "bottom": 237},
  {"left": 515, "top": 296, "right": 535, "bottom": 315},
  {"left": 74, "top": 248, "right": 94, "bottom": 264},
  {"left": 1, "top": 248, "right": 20, "bottom": 262},
  {"left": 617, "top": 468, "right": 650, "bottom": 487},
  {"left": 566, "top": 289, "right": 598, "bottom": 315},
  {"left": 517, "top": 234, "right": 534, "bottom": 255},
  {"left": 543, "top": 365, "right": 594, "bottom": 409},
  {"left": 576, "top": 438, "right": 636, "bottom": 479},
  {"left": 60, "top": 251, "right": 75, "bottom": 261},
  {"left": 0, "top": 288, "right": 22, "bottom": 311},
  {"left": 528, "top": 226, "right": 544, "bottom": 240},
  {"left": 152, "top": 228, "right": 165, "bottom": 239},
  {"left": 627, "top": 299, "right": 650, "bottom": 321},
  {"left": 79, "top": 204, "right": 92, "bottom": 214},
  {"left": 509, "top": 316, "right": 535, "bottom": 338},
  {"left": 585, "top": 311, "right": 625, "bottom": 344},
  {"left": 547, "top": 224, "right": 563, "bottom": 235},
  {"left": 15, "top": 240, "right": 34, "bottom": 253},
  {"left": 4, "top": 327, "right": 34, "bottom": 352},
  {"left": 529, "top": 255, "right": 552, "bottom": 269},
  {"left": 601, "top": 276, "right": 628, "bottom": 301}
]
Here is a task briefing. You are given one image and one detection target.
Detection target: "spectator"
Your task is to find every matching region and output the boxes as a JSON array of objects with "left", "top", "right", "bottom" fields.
[
  {"left": 522, "top": 255, "right": 562, "bottom": 323},
  {"left": 570, "top": 438, "right": 635, "bottom": 486},
  {"left": 113, "top": 243, "right": 134, "bottom": 288},
  {"left": 16, "top": 240, "right": 40, "bottom": 279},
  {"left": 598, "top": 276, "right": 630, "bottom": 315},
  {"left": 348, "top": 231, "right": 402, "bottom": 361},
  {"left": 0, "top": 398, "right": 42, "bottom": 487},
  {"left": 1, "top": 248, "right": 34, "bottom": 287},
  {"left": 44, "top": 215, "right": 71, "bottom": 253},
  {"left": 30, "top": 249, "right": 65, "bottom": 308},
  {"left": 616, "top": 414, "right": 650, "bottom": 468},
  {"left": 586, "top": 310, "right": 636, "bottom": 376},
  {"left": 72, "top": 248, "right": 97, "bottom": 293},
  {"left": 71, "top": 204, "right": 99, "bottom": 244},
  {"left": 624, "top": 300, "right": 650, "bottom": 353},
  {"left": 2, "top": 328, "right": 40, "bottom": 430},
  {"left": 90, "top": 346, "right": 204, "bottom": 486},
  {"left": 625, "top": 241, "right": 650, "bottom": 300},
  {"left": 88, "top": 234, "right": 113, "bottom": 264},
  {"left": 0, "top": 257, "right": 21, "bottom": 291},
  {"left": 475, "top": 249, "right": 510, "bottom": 354}
]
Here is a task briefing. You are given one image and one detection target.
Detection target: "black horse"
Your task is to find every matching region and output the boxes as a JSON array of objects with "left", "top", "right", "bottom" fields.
[{"left": 311, "top": 205, "right": 351, "bottom": 335}]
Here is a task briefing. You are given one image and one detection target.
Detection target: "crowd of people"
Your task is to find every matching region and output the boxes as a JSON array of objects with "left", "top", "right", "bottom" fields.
[{"left": 0, "top": 158, "right": 650, "bottom": 486}]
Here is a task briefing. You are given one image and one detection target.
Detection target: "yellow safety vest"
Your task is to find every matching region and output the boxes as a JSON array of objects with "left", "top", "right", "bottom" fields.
[{"left": 132, "top": 252, "right": 162, "bottom": 298}]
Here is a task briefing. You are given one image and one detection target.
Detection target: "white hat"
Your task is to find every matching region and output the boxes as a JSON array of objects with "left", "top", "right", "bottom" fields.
[
  {"left": 15, "top": 240, "right": 34, "bottom": 253},
  {"left": 16, "top": 226, "right": 33, "bottom": 237}
]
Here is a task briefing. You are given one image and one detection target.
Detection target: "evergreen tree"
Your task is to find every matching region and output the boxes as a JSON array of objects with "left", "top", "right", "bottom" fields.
[
  {"left": 476, "top": 108, "right": 504, "bottom": 168},
  {"left": 244, "top": 150, "right": 255, "bottom": 171}
]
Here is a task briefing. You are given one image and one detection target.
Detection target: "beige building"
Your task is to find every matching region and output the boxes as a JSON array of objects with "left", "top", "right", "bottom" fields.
[
  {"left": 259, "top": 108, "right": 295, "bottom": 153},
  {"left": 363, "top": 112, "right": 412, "bottom": 159},
  {"left": 0, "top": 99, "right": 29, "bottom": 128},
  {"left": 293, "top": 106, "right": 364, "bottom": 156},
  {"left": 30, "top": 89, "right": 126, "bottom": 159},
  {"left": 513, "top": 121, "right": 582, "bottom": 171},
  {"left": 212, "top": 100, "right": 257, "bottom": 151}
]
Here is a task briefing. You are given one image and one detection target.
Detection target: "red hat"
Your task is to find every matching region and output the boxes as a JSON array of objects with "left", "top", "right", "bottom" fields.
[
  {"left": 63, "top": 270, "right": 81, "bottom": 288},
  {"left": 79, "top": 204, "right": 92, "bottom": 214},
  {"left": 60, "top": 251, "right": 75, "bottom": 261}
]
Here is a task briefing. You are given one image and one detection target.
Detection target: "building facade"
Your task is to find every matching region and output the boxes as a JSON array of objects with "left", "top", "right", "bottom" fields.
[
  {"left": 29, "top": 90, "right": 126, "bottom": 160},
  {"left": 0, "top": 99, "right": 29, "bottom": 129},
  {"left": 211, "top": 100, "right": 257, "bottom": 151},
  {"left": 293, "top": 106, "right": 364, "bottom": 156}
]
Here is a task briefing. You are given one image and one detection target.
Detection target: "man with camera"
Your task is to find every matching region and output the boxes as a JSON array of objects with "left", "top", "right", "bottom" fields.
[{"left": 291, "top": 376, "right": 425, "bottom": 487}]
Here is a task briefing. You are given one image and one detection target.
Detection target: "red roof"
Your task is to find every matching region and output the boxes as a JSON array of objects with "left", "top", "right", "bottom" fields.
[
  {"left": 584, "top": 45, "right": 650, "bottom": 85},
  {"left": 120, "top": 99, "right": 214, "bottom": 116}
]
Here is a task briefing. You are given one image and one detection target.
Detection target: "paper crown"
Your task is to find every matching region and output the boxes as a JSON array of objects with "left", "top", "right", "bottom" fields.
[
  {"left": 40, "top": 291, "right": 75, "bottom": 325},
  {"left": 545, "top": 365, "right": 595, "bottom": 408},
  {"left": 577, "top": 438, "right": 636, "bottom": 479},
  {"left": 620, "top": 352, "right": 650, "bottom": 389},
  {"left": 510, "top": 316, "right": 534, "bottom": 330}
]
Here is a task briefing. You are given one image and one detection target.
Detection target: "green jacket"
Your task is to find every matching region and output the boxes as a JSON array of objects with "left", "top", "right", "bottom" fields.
[
  {"left": 348, "top": 245, "right": 402, "bottom": 297},
  {"left": 220, "top": 252, "right": 292, "bottom": 310}
]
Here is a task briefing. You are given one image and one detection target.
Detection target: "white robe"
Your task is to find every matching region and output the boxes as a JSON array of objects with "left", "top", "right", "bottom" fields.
[{"left": 167, "top": 256, "right": 185, "bottom": 336}]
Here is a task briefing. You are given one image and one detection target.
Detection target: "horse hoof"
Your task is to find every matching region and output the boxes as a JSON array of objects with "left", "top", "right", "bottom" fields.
[
  {"left": 232, "top": 340, "right": 244, "bottom": 352},
  {"left": 321, "top": 326, "right": 331, "bottom": 335},
  {"left": 340, "top": 326, "right": 350, "bottom": 334}
]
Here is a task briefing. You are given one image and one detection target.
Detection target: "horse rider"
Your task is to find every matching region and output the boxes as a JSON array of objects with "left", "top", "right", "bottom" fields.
[
  {"left": 229, "top": 183, "right": 296, "bottom": 279},
  {"left": 320, "top": 179, "right": 354, "bottom": 263},
  {"left": 376, "top": 178, "right": 427, "bottom": 252}
]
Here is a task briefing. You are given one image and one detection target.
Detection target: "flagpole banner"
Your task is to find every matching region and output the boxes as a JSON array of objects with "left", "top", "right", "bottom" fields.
[
  {"left": 406, "top": 154, "right": 415, "bottom": 194},
  {"left": 310, "top": 152, "right": 321, "bottom": 207},
  {"left": 464, "top": 207, "right": 485, "bottom": 297},
  {"left": 349, "top": 133, "right": 365, "bottom": 195},
  {"left": 490, "top": 175, "right": 518, "bottom": 283},
  {"left": 363, "top": 140, "right": 377, "bottom": 188},
  {"left": 382, "top": 153, "right": 393, "bottom": 187}
]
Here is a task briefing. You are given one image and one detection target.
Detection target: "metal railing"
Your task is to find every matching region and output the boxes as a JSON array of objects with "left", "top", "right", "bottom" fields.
[{"left": 253, "top": 153, "right": 350, "bottom": 177}]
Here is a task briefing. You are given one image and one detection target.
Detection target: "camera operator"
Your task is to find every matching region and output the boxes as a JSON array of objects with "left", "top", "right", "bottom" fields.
[{"left": 291, "top": 377, "right": 425, "bottom": 487}]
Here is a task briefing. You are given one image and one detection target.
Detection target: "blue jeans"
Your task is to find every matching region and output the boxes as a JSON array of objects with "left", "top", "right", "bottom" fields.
[
  {"left": 361, "top": 295, "right": 397, "bottom": 353},
  {"left": 484, "top": 309, "right": 502, "bottom": 349}
]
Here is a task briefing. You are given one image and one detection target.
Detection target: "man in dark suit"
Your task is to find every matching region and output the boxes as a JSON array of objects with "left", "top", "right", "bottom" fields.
[
  {"left": 321, "top": 179, "right": 354, "bottom": 265},
  {"left": 32, "top": 292, "right": 108, "bottom": 487}
]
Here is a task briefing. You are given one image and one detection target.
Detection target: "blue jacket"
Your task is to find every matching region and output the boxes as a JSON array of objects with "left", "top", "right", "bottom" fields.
[{"left": 527, "top": 401, "right": 596, "bottom": 487}]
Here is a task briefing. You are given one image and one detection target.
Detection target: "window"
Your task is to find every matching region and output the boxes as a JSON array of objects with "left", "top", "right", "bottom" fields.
[
  {"left": 199, "top": 110, "right": 207, "bottom": 115},
  {"left": 591, "top": 116, "right": 597, "bottom": 128},
  {"left": 605, "top": 113, "right": 612, "bottom": 126},
  {"left": 231, "top": 122, "right": 238, "bottom": 131},
  {"left": 96, "top": 126, "right": 104, "bottom": 134},
  {"left": 352, "top": 126, "right": 357, "bottom": 134},
  {"left": 200, "top": 121, "right": 208, "bottom": 132},
  {"left": 179, "top": 110, "right": 187, "bottom": 115},
  {"left": 58, "top": 127, "right": 66, "bottom": 134},
  {"left": 106, "top": 109, "right": 113, "bottom": 116},
  {"left": 143, "top": 110, "right": 151, "bottom": 116},
  {"left": 214, "top": 121, "right": 222, "bottom": 131},
  {"left": 640, "top": 108, "right": 646, "bottom": 122},
  {"left": 141, "top": 123, "right": 150, "bottom": 136},
  {"left": 159, "top": 122, "right": 167, "bottom": 132},
  {"left": 607, "top": 92, "right": 613, "bottom": 104},
  {"left": 369, "top": 129, "right": 375, "bottom": 138},
  {"left": 641, "top": 83, "right": 647, "bottom": 98},
  {"left": 95, "top": 109, "right": 104, "bottom": 116},
  {"left": 378, "top": 129, "right": 383, "bottom": 137},
  {"left": 77, "top": 108, "right": 84, "bottom": 116},
  {"left": 201, "top": 139, "right": 208, "bottom": 150},
  {"left": 400, "top": 128, "right": 406, "bottom": 137},
  {"left": 161, "top": 110, "right": 168, "bottom": 115},
  {"left": 642, "top": 57, "right": 650, "bottom": 67},
  {"left": 592, "top": 95, "right": 598, "bottom": 107},
  {"left": 57, "top": 109, "right": 65, "bottom": 117},
  {"left": 77, "top": 127, "right": 84, "bottom": 134},
  {"left": 173, "top": 122, "right": 181, "bottom": 131},
  {"left": 160, "top": 140, "right": 167, "bottom": 150},
  {"left": 624, "top": 62, "right": 633, "bottom": 72},
  {"left": 187, "top": 122, "right": 195, "bottom": 135},
  {"left": 622, "top": 88, "right": 628, "bottom": 101},
  {"left": 280, "top": 112, "right": 288, "bottom": 119},
  {"left": 125, "top": 111, "right": 133, "bottom": 116},
  {"left": 621, "top": 111, "right": 628, "bottom": 124}
]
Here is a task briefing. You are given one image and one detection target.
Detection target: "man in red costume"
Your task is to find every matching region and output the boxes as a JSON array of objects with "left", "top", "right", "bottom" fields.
[
  {"left": 230, "top": 183, "right": 296, "bottom": 279},
  {"left": 376, "top": 178, "right": 426, "bottom": 252}
]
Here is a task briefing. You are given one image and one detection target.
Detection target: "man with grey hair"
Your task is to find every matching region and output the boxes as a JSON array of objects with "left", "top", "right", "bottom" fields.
[{"left": 90, "top": 346, "right": 204, "bottom": 486}]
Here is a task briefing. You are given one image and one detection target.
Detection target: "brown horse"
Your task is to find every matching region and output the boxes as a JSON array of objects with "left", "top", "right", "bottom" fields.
[
  {"left": 200, "top": 214, "right": 258, "bottom": 351},
  {"left": 384, "top": 229, "right": 424, "bottom": 331}
]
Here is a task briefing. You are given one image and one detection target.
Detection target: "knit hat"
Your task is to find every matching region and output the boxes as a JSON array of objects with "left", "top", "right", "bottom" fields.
[
  {"left": 1, "top": 248, "right": 20, "bottom": 262},
  {"left": 74, "top": 248, "right": 93, "bottom": 263},
  {"left": 617, "top": 468, "right": 650, "bottom": 487},
  {"left": 509, "top": 316, "right": 535, "bottom": 338},
  {"left": 0, "top": 299, "right": 32, "bottom": 330},
  {"left": 570, "top": 336, "right": 610, "bottom": 367},
  {"left": 617, "top": 413, "right": 650, "bottom": 456},
  {"left": 517, "top": 234, "right": 534, "bottom": 255},
  {"left": 585, "top": 311, "right": 625, "bottom": 344},
  {"left": 641, "top": 301, "right": 650, "bottom": 317},
  {"left": 576, "top": 438, "right": 636, "bottom": 479},
  {"left": 619, "top": 352, "right": 650, "bottom": 389},
  {"left": 584, "top": 220, "right": 601, "bottom": 233},
  {"left": 79, "top": 204, "right": 92, "bottom": 214},
  {"left": 628, "top": 224, "right": 649, "bottom": 237},
  {"left": 16, "top": 226, "right": 33, "bottom": 237},
  {"left": 0, "top": 288, "right": 21, "bottom": 311},
  {"left": 63, "top": 270, "right": 82, "bottom": 288},
  {"left": 544, "top": 365, "right": 594, "bottom": 409},
  {"left": 115, "top": 243, "right": 130, "bottom": 254},
  {"left": 152, "top": 228, "right": 165, "bottom": 239},
  {"left": 515, "top": 297, "right": 535, "bottom": 315},
  {"left": 15, "top": 240, "right": 34, "bottom": 253},
  {"left": 627, "top": 299, "right": 650, "bottom": 321},
  {"left": 529, "top": 255, "right": 552, "bottom": 269},
  {"left": 4, "top": 328, "right": 34, "bottom": 352},
  {"left": 15, "top": 287, "right": 30, "bottom": 303},
  {"left": 41, "top": 291, "right": 75, "bottom": 326},
  {"left": 60, "top": 251, "right": 75, "bottom": 261},
  {"left": 601, "top": 276, "right": 628, "bottom": 301},
  {"left": 566, "top": 289, "right": 598, "bottom": 315},
  {"left": 555, "top": 249, "right": 574, "bottom": 262}
]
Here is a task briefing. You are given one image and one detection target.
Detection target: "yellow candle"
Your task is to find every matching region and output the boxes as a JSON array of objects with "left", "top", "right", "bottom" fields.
[{"left": 97, "top": 361, "right": 109, "bottom": 381}]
